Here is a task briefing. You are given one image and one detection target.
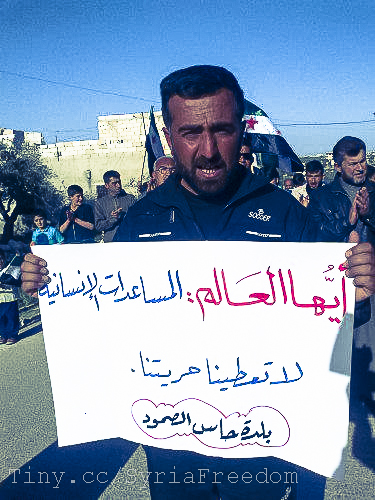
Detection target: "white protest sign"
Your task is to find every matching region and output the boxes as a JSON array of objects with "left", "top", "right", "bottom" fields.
[{"left": 34, "top": 241, "right": 354, "bottom": 477}]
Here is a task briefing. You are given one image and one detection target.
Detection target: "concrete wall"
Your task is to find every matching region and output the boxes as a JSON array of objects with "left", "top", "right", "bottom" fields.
[
  {"left": 43, "top": 150, "right": 147, "bottom": 197},
  {"left": 39, "top": 111, "right": 171, "bottom": 197}
]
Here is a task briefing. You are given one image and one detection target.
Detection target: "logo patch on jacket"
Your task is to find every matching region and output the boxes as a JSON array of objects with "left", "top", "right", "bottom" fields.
[{"left": 248, "top": 208, "right": 271, "bottom": 222}]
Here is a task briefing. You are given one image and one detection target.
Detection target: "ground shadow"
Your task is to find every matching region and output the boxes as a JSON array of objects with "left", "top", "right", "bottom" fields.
[
  {"left": 0, "top": 438, "right": 139, "bottom": 499},
  {"left": 19, "top": 320, "right": 43, "bottom": 340}
]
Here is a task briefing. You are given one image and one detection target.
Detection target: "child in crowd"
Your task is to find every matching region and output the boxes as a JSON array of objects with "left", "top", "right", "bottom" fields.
[
  {"left": 59, "top": 185, "right": 95, "bottom": 243},
  {"left": 0, "top": 250, "right": 21, "bottom": 345},
  {"left": 30, "top": 210, "right": 64, "bottom": 246}
]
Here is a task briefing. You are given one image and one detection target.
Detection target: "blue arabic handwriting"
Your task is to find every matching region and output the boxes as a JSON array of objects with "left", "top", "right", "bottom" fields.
[
  {"left": 40, "top": 269, "right": 182, "bottom": 312},
  {"left": 171, "top": 366, "right": 201, "bottom": 384},
  {"left": 141, "top": 270, "right": 178, "bottom": 303},
  {"left": 140, "top": 351, "right": 171, "bottom": 378},
  {"left": 206, "top": 357, "right": 303, "bottom": 391},
  {"left": 136, "top": 352, "right": 303, "bottom": 390}
]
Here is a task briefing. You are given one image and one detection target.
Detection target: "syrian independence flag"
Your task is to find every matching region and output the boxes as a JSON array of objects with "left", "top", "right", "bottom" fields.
[
  {"left": 243, "top": 100, "right": 303, "bottom": 172},
  {"left": 0, "top": 255, "right": 22, "bottom": 286},
  {"left": 146, "top": 106, "right": 164, "bottom": 175},
  {"left": 243, "top": 101, "right": 280, "bottom": 135}
]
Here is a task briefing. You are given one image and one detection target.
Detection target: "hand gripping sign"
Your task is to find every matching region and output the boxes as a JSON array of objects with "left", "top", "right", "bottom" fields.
[{"left": 35, "top": 241, "right": 354, "bottom": 478}]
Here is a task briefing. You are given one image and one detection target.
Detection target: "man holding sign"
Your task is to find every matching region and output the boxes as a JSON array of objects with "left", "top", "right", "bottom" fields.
[{"left": 21, "top": 66, "right": 375, "bottom": 499}]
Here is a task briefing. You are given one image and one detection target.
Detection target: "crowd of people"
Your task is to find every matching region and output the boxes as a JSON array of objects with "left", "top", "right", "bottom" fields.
[
  {"left": 22, "top": 139, "right": 374, "bottom": 250},
  {"left": 25, "top": 160, "right": 177, "bottom": 247},
  {"left": 2, "top": 64, "right": 375, "bottom": 499}
]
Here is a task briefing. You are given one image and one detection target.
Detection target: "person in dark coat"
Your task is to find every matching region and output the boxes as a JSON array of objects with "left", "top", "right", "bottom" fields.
[
  {"left": 308, "top": 136, "right": 375, "bottom": 245},
  {"left": 59, "top": 185, "right": 95, "bottom": 243}
]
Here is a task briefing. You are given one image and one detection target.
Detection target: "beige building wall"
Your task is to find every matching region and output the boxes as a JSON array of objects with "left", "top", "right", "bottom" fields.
[
  {"left": 40, "top": 111, "right": 171, "bottom": 197},
  {"left": 43, "top": 150, "right": 147, "bottom": 197}
]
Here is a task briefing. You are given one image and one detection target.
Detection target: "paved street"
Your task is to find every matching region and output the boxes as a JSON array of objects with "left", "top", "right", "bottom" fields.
[
  {"left": 0, "top": 309, "right": 150, "bottom": 499},
  {"left": 1, "top": 306, "right": 375, "bottom": 499}
]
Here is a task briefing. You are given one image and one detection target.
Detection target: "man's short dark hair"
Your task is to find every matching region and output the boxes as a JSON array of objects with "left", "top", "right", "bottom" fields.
[
  {"left": 305, "top": 160, "right": 324, "bottom": 174},
  {"left": 33, "top": 209, "right": 47, "bottom": 220},
  {"left": 67, "top": 185, "right": 83, "bottom": 197},
  {"left": 103, "top": 170, "right": 120, "bottom": 184},
  {"left": 160, "top": 65, "right": 245, "bottom": 128},
  {"left": 333, "top": 136, "right": 366, "bottom": 166}
]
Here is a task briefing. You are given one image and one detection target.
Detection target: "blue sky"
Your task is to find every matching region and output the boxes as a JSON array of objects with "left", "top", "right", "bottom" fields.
[{"left": 1, "top": 0, "right": 374, "bottom": 154}]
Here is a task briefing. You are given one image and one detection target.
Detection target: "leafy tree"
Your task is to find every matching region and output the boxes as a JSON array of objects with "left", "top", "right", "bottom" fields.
[{"left": 0, "top": 141, "right": 64, "bottom": 242}]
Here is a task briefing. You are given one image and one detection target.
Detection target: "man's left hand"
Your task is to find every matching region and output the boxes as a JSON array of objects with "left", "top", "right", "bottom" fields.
[
  {"left": 344, "top": 233, "right": 375, "bottom": 302},
  {"left": 357, "top": 186, "right": 369, "bottom": 217}
]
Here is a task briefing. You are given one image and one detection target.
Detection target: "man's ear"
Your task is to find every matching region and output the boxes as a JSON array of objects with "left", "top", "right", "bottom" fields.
[
  {"left": 334, "top": 162, "right": 341, "bottom": 173},
  {"left": 163, "top": 127, "right": 173, "bottom": 153}
]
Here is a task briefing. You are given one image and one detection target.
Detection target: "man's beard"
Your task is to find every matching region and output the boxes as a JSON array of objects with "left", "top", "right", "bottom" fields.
[
  {"left": 176, "top": 154, "right": 237, "bottom": 197},
  {"left": 341, "top": 172, "right": 366, "bottom": 186}
]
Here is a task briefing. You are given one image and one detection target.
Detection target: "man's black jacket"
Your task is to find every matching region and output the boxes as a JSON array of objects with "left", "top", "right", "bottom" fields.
[
  {"left": 115, "top": 171, "right": 316, "bottom": 242},
  {"left": 308, "top": 173, "right": 375, "bottom": 244}
]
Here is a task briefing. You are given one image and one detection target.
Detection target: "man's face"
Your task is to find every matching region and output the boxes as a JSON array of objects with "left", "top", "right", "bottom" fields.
[
  {"left": 284, "top": 179, "right": 293, "bottom": 191},
  {"left": 34, "top": 216, "right": 46, "bottom": 229},
  {"left": 306, "top": 171, "right": 323, "bottom": 189},
  {"left": 336, "top": 150, "right": 367, "bottom": 185},
  {"left": 70, "top": 193, "right": 83, "bottom": 208},
  {"left": 239, "top": 145, "right": 252, "bottom": 169},
  {"left": 164, "top": 88, "right": 243, "bottom": 196},
  {"left": 153, "top": 158, "right": 176, "bottom": 187},
  {"left": 105, "top": 177, "right": 122, "bottom": 196}
]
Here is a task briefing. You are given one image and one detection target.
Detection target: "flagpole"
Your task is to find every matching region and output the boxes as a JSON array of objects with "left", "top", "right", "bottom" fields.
[
  {"left": 140, "top": 149, "right": 147, "bottom": 188},
  {"left": 140, "top": 111, "right": 148, "bottom": 187},
  {"left": 141, "top": 111, "right": 147, "bottom": 138}
]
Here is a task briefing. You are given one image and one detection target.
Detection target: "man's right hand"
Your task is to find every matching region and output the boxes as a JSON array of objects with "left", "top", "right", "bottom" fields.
[
  {"left": 356, "top": 186, "right": 369, "bottom": 217},
  {"left": 21, "top": 253, "right": 50, "bottom": 298},
  {"left": 66, "top": 210, "right": 74, "bottom": 221},
  {"left": 349, "top": 187, "right": 369, "bottom": 225},
  {"left": 110, "top": 208, "right": 123, "bottom": 218}
]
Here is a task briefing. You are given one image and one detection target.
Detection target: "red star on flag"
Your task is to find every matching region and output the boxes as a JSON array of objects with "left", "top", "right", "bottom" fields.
[{"left": 246, "top": 116, "right": 258, "bottom": 129}]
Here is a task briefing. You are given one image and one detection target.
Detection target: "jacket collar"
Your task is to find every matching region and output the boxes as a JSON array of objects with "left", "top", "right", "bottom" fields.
[
  {"left": 109, "top": 189, "right": 128, "bottom": 198},
  {"left": 224, "top": 169, "right": 275, "bottom": 207},
  {"left": 330, "top": 173, "right": 375, "bottom": 193},
  {"left": 330, "top": 173, "right": 346, "bottom": 194}
]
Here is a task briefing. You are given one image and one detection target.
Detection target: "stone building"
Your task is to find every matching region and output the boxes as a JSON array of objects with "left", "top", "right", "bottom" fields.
[
  {"left": 0, "top": 128, "right": 44, "bottom": 147},
  {"left": 39, "top": 112, "right": 170, "bottom": 197}
]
